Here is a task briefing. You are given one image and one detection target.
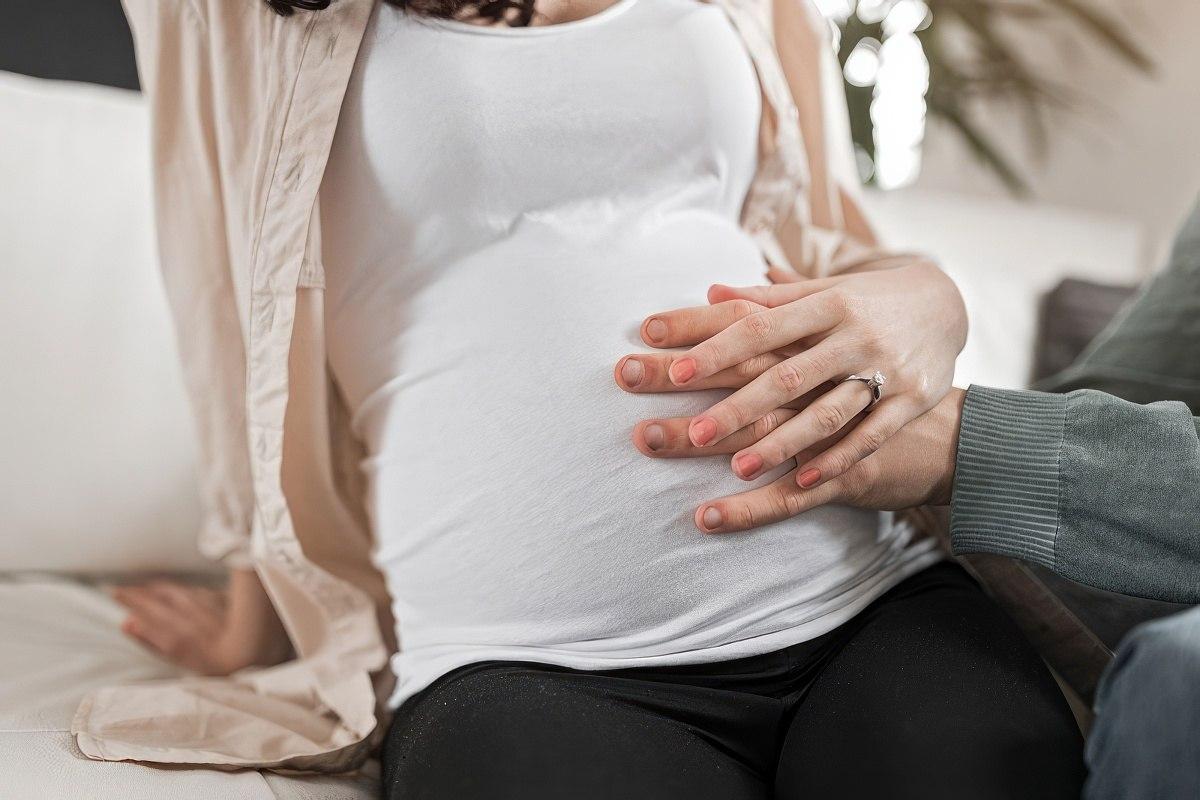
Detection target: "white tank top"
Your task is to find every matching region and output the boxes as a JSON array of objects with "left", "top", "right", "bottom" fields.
[{"left": 319, "top": 0, "right": 939, "bottom": 709}]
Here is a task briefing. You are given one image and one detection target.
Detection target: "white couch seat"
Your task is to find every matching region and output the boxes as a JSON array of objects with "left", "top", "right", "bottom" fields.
[{"left": 0, "top": 575, "right": 379, "bottom": 800}]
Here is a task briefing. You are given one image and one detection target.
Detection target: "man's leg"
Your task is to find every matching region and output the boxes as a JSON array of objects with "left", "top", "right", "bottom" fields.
[{"left": 1085, "top": 606, "right": 1200, "bottom": 800}]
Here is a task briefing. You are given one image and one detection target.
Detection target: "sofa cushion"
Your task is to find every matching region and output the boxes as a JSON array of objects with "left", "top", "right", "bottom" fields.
[
  {"left": 0, "top": 576, "right": 377, "bottom": 799},
  {"left": 0, "top": 71, "right": 209, "bottom": 574}
]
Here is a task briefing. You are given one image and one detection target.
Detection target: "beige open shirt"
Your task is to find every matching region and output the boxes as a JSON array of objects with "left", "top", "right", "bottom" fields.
[{"left": 74, "top": 0, "right": 918, "bottom": 772}]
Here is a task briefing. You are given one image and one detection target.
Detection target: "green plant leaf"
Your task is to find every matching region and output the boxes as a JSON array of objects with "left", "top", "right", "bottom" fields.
[
  {"left": 1044, "top": 0, "right": 1155, "bottom": 73},
  {"left": 850, "top": 0, "right": 1157, "bottom": 194},
  {"left": 936, "top": 104, "right": 1032, "bottom": 194}
]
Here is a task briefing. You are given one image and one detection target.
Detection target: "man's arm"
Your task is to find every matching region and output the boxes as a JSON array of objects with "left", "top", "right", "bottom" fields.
[
  {"left": 950, "top": 197, "right": 1200, "bottom": 603},
  {"left": 951, "top": 387, "right": 1200, "bottom": 603}
]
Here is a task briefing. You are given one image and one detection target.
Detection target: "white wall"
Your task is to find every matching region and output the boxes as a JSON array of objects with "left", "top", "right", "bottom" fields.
[{"left": 913, "top": 0, "right": 1200, "bottom": 275}]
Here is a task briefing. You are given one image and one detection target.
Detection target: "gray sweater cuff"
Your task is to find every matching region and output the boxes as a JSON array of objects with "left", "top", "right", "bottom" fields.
[{"left": 950, "top": 385, "right": 1068, "bottom": 569}]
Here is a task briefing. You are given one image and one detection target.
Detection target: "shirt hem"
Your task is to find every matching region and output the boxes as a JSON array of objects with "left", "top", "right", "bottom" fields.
[{"left": 386, "top": 542, "right": 945, "bottom": 710}]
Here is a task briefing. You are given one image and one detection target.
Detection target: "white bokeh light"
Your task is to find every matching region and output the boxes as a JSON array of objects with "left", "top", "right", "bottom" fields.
[
  {"left": 812, "top": 0, "right": 855, "bottom": 24},
  {"left": 856, "top": 0, "right": 892, "bottom": 24},
  {"left": 869, "top": 1, "right": 930, "bottom": 189},
  {"left": 843, "top": 38, "right": 882, "bottom": 87},
  {"left": 882, "top": 0, "right": 931, "bottom": 38}
]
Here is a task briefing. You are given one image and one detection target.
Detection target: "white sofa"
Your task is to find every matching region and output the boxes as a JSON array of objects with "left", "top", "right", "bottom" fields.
[
  {"left": 0, "top": 71, "right": 1144, "bottom": 799},
  {"left": 0, "top": 72, "right": 373, "bottom": 800}
]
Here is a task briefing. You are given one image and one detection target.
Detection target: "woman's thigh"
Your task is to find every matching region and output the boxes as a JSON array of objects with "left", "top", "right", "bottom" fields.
[
  {"left": 381, "top": 662, "right": 768, "bottom": 800},
  {"left": 775, "top": 563, "right": 1086, "bottom": 800}
]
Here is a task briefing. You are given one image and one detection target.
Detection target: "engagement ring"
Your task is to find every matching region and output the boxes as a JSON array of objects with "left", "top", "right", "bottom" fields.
[{"left": 840, "top": 370, "right": 887, "bottom": 406}]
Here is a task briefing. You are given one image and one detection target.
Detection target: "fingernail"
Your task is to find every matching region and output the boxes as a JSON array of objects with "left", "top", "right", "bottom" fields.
[
  {"left": 644, "top": 318, "right": 667, "bottom": 344},
  {"left": 669, "top": 358, "right": 696, "bottom": 385},
  {"left": 735, "top": 453, "right": 763, "bottom": 478},
  {"left": 690, "top": 417, "right": 717, "bottom": 446},
  {"left": 642, "top": 423, "right": 666, "bottom": 451},
  {"left": 700, "top": 506, "right": 723, "bottom": 531},
  {"left": 798, "top": 468, "right": 822, "bottom": 488},
  {"left": 619, "top": 358, "right": 644, "bottom": 388}
]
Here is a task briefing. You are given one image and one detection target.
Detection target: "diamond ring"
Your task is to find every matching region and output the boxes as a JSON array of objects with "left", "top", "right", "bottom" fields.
[{"left": 840, "top": 370, "right": 887, "bottom": 406}]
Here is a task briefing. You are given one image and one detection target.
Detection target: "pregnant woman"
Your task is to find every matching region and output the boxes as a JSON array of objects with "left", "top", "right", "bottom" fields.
[{"left": 96, "top": 0, "right": 1083, "bottom": 797}]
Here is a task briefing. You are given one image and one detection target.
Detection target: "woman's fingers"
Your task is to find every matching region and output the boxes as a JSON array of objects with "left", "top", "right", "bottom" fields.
[
  {"left": 793, "top": 398, "right": 915, "bottom": 489},
  {"left": 121, "top": 614, "right": 182, "bottom": 662},
  {"left": 114, "top": 582, "right": 222, "bottom": 637},
  {"left": 639, "top": 300, "right": 766, "bottom": 349},
  {"left": 694, "top": 466, "right": 847, "bottom": 534},
  {"left": 112, "top": 581, "right": 229, "bottom": 673},
  {"left": 765, "top": 265, "right": 805, "bottom": 285},
  {"left": 143, "top": 581, "right": 226, "bottom": 634},
  {"left": 113, "top": 585, "right": 194, "bottom": 646},
  {"left": 667, "top": 292, "right": 845, "bottom": 386},
  {"left": 634, "top": 409, "right": 800, "bottom": 458},
  {"left": 707, "top": 275, "right": 845, "bottom": 308},
  {"left": 113, "top": 585, "right": 177, "bottom": 624},
  {"left": 730, "top": 380, "right": 872, "bottom": 479},
  {"left": 615, "top": 352, "right": 784, "bottom": 393},
  {"left": 684, "top": 340, "right": 846, "bottom": 448}
]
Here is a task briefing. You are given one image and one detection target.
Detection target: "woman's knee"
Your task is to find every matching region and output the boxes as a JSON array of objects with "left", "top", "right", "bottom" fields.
[
  {"left": 381, "top": 666, "right": 562, "bottom": 798},
  {"left": 381, "top": 663, "right": 764, "bottom": 800},
  {"left": 775, "top": 573, "right": 1086, "bottom": 799},
  {"left": 386, "top": 665, "right": 568, "bottom": 756}
]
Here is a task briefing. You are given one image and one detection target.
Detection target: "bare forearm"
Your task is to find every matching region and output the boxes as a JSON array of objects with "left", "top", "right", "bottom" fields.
[{"left": 222, "top": 568, "right": 293, "bottom": 668}]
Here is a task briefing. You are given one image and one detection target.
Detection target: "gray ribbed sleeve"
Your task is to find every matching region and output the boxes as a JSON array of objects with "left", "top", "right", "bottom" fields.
[
  {"left": 950, "top": 385, "right": 1200, "bottom": 603},
  {"left": 950, "top": 386, "right": 1067, "bottom": 570}
]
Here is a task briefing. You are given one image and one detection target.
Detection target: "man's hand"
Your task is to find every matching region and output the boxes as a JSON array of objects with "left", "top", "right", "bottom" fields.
[{"left": 641, "top": 388, "right": 966, "bottom": 533}]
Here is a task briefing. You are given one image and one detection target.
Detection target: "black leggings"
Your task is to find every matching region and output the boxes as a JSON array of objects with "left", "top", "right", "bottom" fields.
[{"left": 382, "top": 562, "right": 1085, "bottom": 799}]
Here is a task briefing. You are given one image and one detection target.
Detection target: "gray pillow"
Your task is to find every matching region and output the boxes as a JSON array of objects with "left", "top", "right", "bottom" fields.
[{"left": 1032, "top": 277, "right": 1138, "bottom": 383}]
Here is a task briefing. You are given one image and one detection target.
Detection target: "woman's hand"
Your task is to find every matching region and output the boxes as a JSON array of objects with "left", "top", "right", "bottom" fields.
[
  {"left": 112, "top": 568, "right": 292, "bottom": 676},
  {"left": 617, "top": 261, "right": 966, "bottom": 495}
]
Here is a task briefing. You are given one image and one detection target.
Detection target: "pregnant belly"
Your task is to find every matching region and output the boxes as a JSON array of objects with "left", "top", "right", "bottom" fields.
[{"left": 342, "top": 217, "right": 891, "bottom": 655}]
